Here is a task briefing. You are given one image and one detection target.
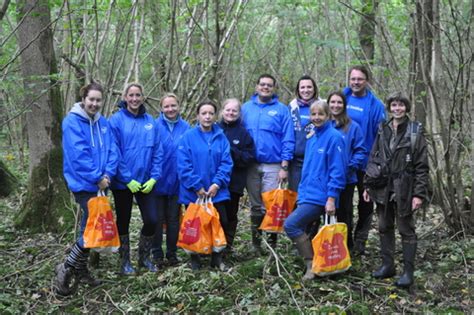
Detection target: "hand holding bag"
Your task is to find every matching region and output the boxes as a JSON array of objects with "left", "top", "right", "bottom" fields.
[
  {"left": 259, "top": 183, "right": 297, "bottom": 233},
  {"left": 177, "top": 198, "right": 213, "bottom": 254},
  {"left": 83, "top": 190, "right": 120, "bottom": 252},
  {"left": 311, "top": 215, "right": 351, "bottom": 276}
]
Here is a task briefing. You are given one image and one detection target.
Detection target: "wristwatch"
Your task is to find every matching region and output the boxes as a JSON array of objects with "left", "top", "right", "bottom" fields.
[{"left": 281, "top": 165, "right": 289, "bottom": 171}]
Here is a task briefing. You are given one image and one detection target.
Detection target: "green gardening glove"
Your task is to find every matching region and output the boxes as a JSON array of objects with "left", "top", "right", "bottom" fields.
[
  {"left": 141, "top": 178, "right": 157, "bottom": 194},
  {"left": 127, "top": 180, "right": 142, "bottom": 193}
]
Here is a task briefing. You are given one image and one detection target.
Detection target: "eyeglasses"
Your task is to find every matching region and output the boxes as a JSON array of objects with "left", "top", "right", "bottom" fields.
[{"left": 258, "top": 83, "right": 274, "bottom": 88}]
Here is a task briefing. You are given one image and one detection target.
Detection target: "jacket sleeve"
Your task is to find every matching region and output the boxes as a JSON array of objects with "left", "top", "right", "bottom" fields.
[
  {"left": 327, "top": 136, "right": 346, "bottom": 199},
  {"left": 109, "top": 115, "right": 133, "bottom": 184},
  {"left": 280, "top": 107, "right": 295, "bottom": 161},
  {"left": 63, "top": 120, "right": 102, "bottom": 185},
  {"left": 349, "top": 123, "right": 367, "bottom": 171},
  {"left": 371, "top": 99, "right": 386, "bottom": 143},
  {"left": 149, "top": 122, "right": 163, "bottom": 181},
  {"left": 177, "top": 135, "right": 204, "bottom": 191},
  {"left": 104, "top": 125, "right": 119, "bottom": 179},
  {"left": 212, "top": 136, "right": 233, "bottom": 188},
  {"left": 412, "top": 126, "right": 429, "bottom": 200},
  {"left": 230, "top": 130, "right": 255, "bottom": 168}
]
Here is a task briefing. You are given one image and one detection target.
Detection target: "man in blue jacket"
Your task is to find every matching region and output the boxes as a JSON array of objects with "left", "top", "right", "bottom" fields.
[
  {"left": 242, "top": 74, "right": 295, "bottom": 253},
  {"left": 343, "top": 65, "right": 385, "bottom": 255}
]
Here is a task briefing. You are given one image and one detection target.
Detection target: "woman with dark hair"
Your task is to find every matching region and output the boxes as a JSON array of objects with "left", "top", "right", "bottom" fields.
[
  {"left": 288, "top": 75, "right": 319, "bottom": 191},
  {"left": 177, "top": 100, "right": 233, "bottom": 270},
  {"left": 109, "top": 83, "right": 163, "bottom": 275},
  {"left": 328, "top": 91, "right": 366, "bottom": 250},
  {"left": 218, "top": 98, "right": 255, "bottom": 255},
  {"left": 363, "top": 92, "right": 428, "bottom": 288},
  {"left": 54, "top": 82, "right": 118, "bottom": 295},
  {"left": 151, "top": 93, "right": 190, "bottom": 267}
]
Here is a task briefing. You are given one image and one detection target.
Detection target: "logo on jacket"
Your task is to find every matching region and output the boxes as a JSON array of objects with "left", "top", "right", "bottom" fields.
[
  {"left": 268, "top": 110, "right": 278, "bottom": 117},
  {"left": 233, "top": 139, "right": 240, "bottom": 145},
  {"left": 144, "top": 123, "right": 153, "bottom": 130},
  {"left": 318, "top": 148, "right": 325, "bottom": 154},
  {"left": 101, "top": 127, "right": 108, "bottom": 134}
]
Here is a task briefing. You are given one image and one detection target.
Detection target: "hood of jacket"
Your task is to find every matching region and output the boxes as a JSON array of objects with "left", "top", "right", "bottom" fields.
[{"left": 70, "top": 102, "right": 101, "bottom": 123}]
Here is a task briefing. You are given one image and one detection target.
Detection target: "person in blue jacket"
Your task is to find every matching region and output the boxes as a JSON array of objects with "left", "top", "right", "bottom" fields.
[
  {"left": 284, "top": 100, "right": 346, "bottom": 281},
  {"left": 288, "top": 75, "right": 319, "bottom": 191},
  {"left": 54, "top": 82, "right": 119, "bottom": 296},
  {"left": 328, "top": 91, "right": 367, "bottom": 250},
  {"left": 343, "top": 65, "right": 385, "bottom": 255},
  {"left": 242, "top": 74, "right": 295, "bottom": 253},
  {"left": 109, "top": 83, "right": 163, "bottom": 275},
  {"left": 177, "top": 100, "right": 233, "bottom": 271},
  {"left": 218, "top": 98, "right": 255, "bottom": 255},
  {"left": 151, "top": 93, "right": 190, "bottom": 267}
]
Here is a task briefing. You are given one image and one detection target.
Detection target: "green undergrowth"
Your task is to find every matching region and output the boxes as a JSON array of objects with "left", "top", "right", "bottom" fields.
[{"left": 0, "top": 194, "right": 472, "bottom": 313}]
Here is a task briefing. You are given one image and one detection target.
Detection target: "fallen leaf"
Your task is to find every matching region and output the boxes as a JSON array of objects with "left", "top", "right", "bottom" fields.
[
  {"left": 415, "top": 299, "right": 423, "bottom": 305},
  {"left": 389, "top": 294, "right": 398, "bottom": 299},
  {"left": 425, "top": 290, "right": 434, "bottom": 294}
]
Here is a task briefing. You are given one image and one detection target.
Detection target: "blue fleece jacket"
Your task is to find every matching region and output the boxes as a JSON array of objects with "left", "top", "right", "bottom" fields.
[
  {"left": 331, "top": 120, "right": 367, "bottom": 185},
  {"left": 153, "top": 114, "right": 190, "bottom": 196},
  {"left": 177, "top": 124, "right": 233, "bottom": 205},
  {"left": 288, "top": 98, "right": 314, "bottom": 160},
  {"left": 297, "top": 121, "right": 346, "bottom": 207},
  {"left": 241, "top": 94, "right": 295, "bottom": 163},
  {"left": 218, "top": 118, "right": 255, "bottom": 196},
  {"left": 109, "top": 102, "right": 163, "bottom": 190},
  {"left": 62, "top": 102, "right": 119, "bottom": 193},
  {"left": 343, "top": 87, "right": 385, "bottom": 169}
]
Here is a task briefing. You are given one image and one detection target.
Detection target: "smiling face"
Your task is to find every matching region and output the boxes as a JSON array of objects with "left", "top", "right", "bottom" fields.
[
  {"left": 82, "top": 89, "right": 102, "bottom": 118},
  {"left": 328, "top": 94, "right": 345, "bottom": 118},
  {"left": 349, "top": 69, "right": 368, "bottom": 97},
  {"left": 222, "top": 100, "right": 240, "bottom": 123},
  {"left": 197, "top": 104, "right": 216, "bottom": 131},
  {"left": 256, "top": 77, "right": 275, "bottom": 101},
  {"left": 125, "top": 85, "right": 143, "bottom": 115},
  {"left": 311, "top": 104, "right": 329, "bottom": 128},
  {"left": 161, "top": 96, "right": 180, "bottom": 121},
  {"left": 298, "top": 79, "right": 315, "bottom": 101},
  {"left": 390, "top": 100, "right": 407, "bottom": 120}
]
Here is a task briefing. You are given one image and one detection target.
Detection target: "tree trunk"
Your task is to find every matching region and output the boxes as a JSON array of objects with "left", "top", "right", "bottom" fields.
[
  {"left": 0, "top": 159, "right": 18, "bottom": 197},
  {"left": 14, "top": 0, "right": 72, "bottom": 233},
  {"left": 358, "top": 0, "right": 379, "bottom": 64}
]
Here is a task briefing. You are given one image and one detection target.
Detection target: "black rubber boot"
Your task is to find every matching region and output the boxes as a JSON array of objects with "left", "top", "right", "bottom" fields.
[
  {"left": 119, "top": 235, "right": 136, "bottom": 276},
  {"left": 190, "top": 254, "right": 201, "bottom": 271},
  {"left": 210, "top": 252, "right": 227, "bottom": 271},
  {"left": 250, "top": 214, "right": 264, "bottom": 255},
  {"left": 138, "top": 234, "right": 158, "bottom": 273},
  {"left": 395, "top": 242, "right": 416, "bottom": 288},
  {"left": 268, "top": 233, "right": 278, "bottom": 249},
  {"left": 53, "top": 263, "right": 76, "bottom": 296},
  {"left": 372, "top": 232, "right": 396, "bottom": 279},
  {"left": 292, "top": 233, "right": 315, "bottom": 281}
]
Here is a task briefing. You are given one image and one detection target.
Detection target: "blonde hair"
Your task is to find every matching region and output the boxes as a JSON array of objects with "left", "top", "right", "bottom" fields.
[
  {"left": 310, "top": 99, "right": 329, "bottom": 116},
  {"left": 122, "top": 82, "right": 144, "bottom": 99},
  {"left": 160, "top": 93, "right": 180, "bottom": 107},
  {"left": 220, "top": 98, "right": 241, "bottom": 121}
]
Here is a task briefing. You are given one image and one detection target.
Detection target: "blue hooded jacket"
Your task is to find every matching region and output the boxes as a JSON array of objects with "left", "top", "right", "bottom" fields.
[
  {"left": 177, "top": 124, "right": 233, "bottom": 205},
  {"left": 109, "top": 101, "right": 163, "bottom": 190},
  {"left": 343, "top": 87, "right": 385, "bottom": 169},
  {"left": 62, "top": 102, "right": 119, "bottom": 193},
  {"left": 241, "top": 94, "right": 295, "bottom": 163},
  {"left": 297, "top": 121, "right": 346, "bottom": 207},
  {"left": 331, "top": 120, "right": 367, "bottom": 185},
  {"left": 153, "top": 113, "right": 190, "bottom": 196}
]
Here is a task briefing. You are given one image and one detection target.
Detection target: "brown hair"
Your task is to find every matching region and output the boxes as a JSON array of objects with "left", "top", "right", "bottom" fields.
[
  {"left": 80, "top": 82, "right": 103, "bottom": 100},
  {"left": 327, "top": 90, "right": 351, "bottom": 132}
]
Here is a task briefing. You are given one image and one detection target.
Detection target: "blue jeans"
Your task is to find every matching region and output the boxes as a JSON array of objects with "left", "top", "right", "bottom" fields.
[
  {"left": 284, "top": 203, "right": 325, "bottom": 239},
  {"left": 152, "top": 195, "right": 180, "bottom": 259},
  {"left": 73, "top": 191, "right": 97, "bottom": 248}
]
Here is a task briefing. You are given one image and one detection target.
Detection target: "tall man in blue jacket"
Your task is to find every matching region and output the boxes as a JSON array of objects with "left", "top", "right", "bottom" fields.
[
  {"left": 343, "top": 65, "right": 385, "bottom": 255},
  {"left": 242, "top": 74, "right": 295, "bottom": 253}
]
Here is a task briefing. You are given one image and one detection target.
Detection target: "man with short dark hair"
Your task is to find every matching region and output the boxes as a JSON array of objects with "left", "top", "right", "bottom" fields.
[
  {"left": 242, "top": 74, "right": 295, "bottom": 253},
  {"left": 343, "top": 65, "right": 385, "bottom": 255}
]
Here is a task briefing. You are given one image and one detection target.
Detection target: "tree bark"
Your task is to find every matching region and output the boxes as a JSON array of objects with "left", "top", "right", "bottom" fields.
[
  {"left": 0, "top": 159, "right": 18, "bottom": 197},
  {"left": 358, "top": 0, "right": 379, "bottom": 64},
  {"left": 15, "top": 0, "right": 72, "bottom": 233}
]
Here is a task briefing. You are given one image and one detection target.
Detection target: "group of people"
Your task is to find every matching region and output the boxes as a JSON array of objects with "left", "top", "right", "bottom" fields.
[{"left": 54, "top": 65, "right": 429, "bottom": 296}]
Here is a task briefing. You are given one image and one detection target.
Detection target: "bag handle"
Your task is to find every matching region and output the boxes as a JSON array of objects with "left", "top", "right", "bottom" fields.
[
  {"left": 324, "top": 214, "right": 336, "bottom": 226},
  {"left": 97, "top": 190, "right": 106, "bottom": 197}
]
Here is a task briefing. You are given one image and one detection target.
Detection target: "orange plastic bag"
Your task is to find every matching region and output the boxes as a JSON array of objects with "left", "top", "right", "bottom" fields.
[
  {"left": 259, "top": 185, "right": 297, "bottom": 233},
  {"left": 83, "top": 191, "right": 120, "bottom": 252},
  {"left": 207, "top": 199, "right": 227, "bottom": 253},
  {"left": 177, "top": 199, "right": 213, "bottom": 254},
  {"left": 312, "top": 215, "right": 351, "bottom": 276}
]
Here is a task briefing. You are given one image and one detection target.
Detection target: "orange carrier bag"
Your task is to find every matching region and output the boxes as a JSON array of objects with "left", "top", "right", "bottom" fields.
[
  {"left": 312, "top": 215, "right": 351, "bottom": 276},
  {"left": 83, "top": 191, "right": 120, "bottom": 252},
  {"left": 207, "top": 198, "right": 227, "bottom": 253},
  {"left": 177, "top": 198, "right": 213, "bottom": 255},
  {"left": 259, "top": 184, "right": 297, "bottom": 233}
]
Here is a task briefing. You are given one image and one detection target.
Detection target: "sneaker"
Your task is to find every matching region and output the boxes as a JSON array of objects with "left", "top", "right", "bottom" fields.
[{"left": 53, "top": 263, "right": 76, "bottom": 296}]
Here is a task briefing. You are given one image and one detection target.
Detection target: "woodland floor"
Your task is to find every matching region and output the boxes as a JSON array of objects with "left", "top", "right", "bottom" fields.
[{"left": 0, "top": 193, "right": 472, "bottom": 314}]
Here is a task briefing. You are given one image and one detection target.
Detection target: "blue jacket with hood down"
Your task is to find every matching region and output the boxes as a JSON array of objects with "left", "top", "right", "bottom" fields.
[
  {"left": 297, "top": 121, "right": 346, "bottom": 207},
  {"left": 343, "top": 87, "right": 385, "bottom": 169},
  {"left": 177, "top": 124, "right": 233, "bottom": 205},
  {"left": 153, "top": 113, "right": 190, "bottom": 196},
  {"left": 109, "top": 101, "right": 163, "bottom": 190},
  {"left": 331, "top": 120, "right": 367, "bottom": 185},
  {"left": 62, "top": 102, "right": 119, "bottom": 193},
  {"left": 241, "top": 94, "right": 295, "bottom": 163}
]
